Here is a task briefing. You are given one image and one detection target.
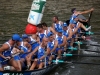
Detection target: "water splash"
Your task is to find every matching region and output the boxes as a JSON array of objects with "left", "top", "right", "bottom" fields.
[{"left": 55, "top": 72, "right": 59, "bottom": 75}]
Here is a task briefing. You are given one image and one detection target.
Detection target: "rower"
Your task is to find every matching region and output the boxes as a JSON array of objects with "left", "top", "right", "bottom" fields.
[
  {"left": 46, "top": 32, "right": 58, "bottom": 64},
  {"left": 42, "top": 22, "right": 56, "bottom": 34},
  {"left": 69, "top": 21, "right": 77, "bottom": 46},
  {"left": 30, "top": 37, "right": 49, "bottom": 70},
  {"left": 70, "top": 8, "right": 94, "bottom": 24},
  {"left": 19, "top": 34, "right": 32, "bottom": 69},
  {"left": 0, "top": 34, "right": 21, "bottom": 71},
  {"left": 24, "top": 34, "right": 40, "bottom": 69},
  {"left": 69, "top": 8, "right": 94, "bottom": 32},
  {"left": 37, "top": 23, "right": 46, "bottom": 42},
  {"left": 52, "top": 16, "right": 63, "bottom": 33},
  {"left": 55, "top": 28, "right": 67, "bottom": 59},
  {"left": 62, "top": 22, "right": 73, "bottom": 47}
]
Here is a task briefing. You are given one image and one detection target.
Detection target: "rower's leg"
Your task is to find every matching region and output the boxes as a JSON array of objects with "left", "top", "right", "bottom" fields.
[
  {"left": 9, "top": 58, "right": 21, "bottom": 71},
  {"left": 17, "top": 60, "right": 22, "bottom": 71},
  {"left": 70, "top": 38, "right": 75, "bottom": 47},
  {"left": 80, "top": 24, "right": 91, "bottom": 31},
  {"left": 64, "top": 42, "right": 68, "bottom": 52},
  {"left": 38, "top": 62, "right": 44, "bottom": 69},
  {"left": 30, "top": 59, "right": 37, "bottom": 70},
  {"left": 58, "top": 50, "right": 61, "bottom": 59},
  {"left": 26, "top": 55, "right": 31, "bottom": 69},
  {"left": 26, "top": 53, "right": 33, "bottom": 68},
  {"left": 0, "top": 64, "right": 3, "bottom": 71}
]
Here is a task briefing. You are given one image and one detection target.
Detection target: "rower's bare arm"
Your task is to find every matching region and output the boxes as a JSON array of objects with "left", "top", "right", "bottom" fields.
[
  {"left": 0, "top": 44, "right": 9, "bottom": 59},
  {"left": 26, "top": 42, "right": 32, "bottom": 53},
  {"left": 51, "top": 40, "right": 58, "bottom": 53},
  {"left": 47, "top": 47, "right": 51, "bottom": 55},
  {"left": 36, "top": 35, "right": 40, "bottom": 43},
  {"left": 60, "top": 36, "right": 67, "bottom": 47},
  {"left": 78, "top": 8, "right": 94, "bottom": 15},
  {"left": 67, "top": 29, "right": 73, "bottom": 40},
  {"left": 50, "top": 27, "right": 56, "bottom": 34},
  {"left": 31, "top": 46, "right": 39, "bottom": 56},
  {"left": 52, "top": 23, "right": 55, "bottom": 30}
]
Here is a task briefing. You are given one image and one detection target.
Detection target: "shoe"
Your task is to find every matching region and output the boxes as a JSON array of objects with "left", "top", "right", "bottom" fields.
[{"left": 86, "top": 26, "right": 91, "bottom": 31}]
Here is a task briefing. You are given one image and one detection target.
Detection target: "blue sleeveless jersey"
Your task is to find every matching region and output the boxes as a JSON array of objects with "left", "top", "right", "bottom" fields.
[
  {"left": 19, "top": 42, "right": 29, "bottom": 58},
  {"left": 70, "top": 14, "right": 77, "bottom": 24},
  {"left": 0, "top": 42, "right": 13, "bottom": 65},
  {"left": 63, "top": 29, "right": 71, "bottom": 43},
  {"left": 63, "top": 30, "right": 69, "bottom": 37},
  {"left": 54, "top": 22, "right": 63, "bottom": 32},
  {"left": 29, "top": 36, "right": 39, "bottom": 52},
  {"left": 47, "top": 41, "right": 54, "bottom": 50},
  {"left": 55, "top": 34, "right": 64, "bottom": 51},
  {"left": 38, "top": 31, "right": 47, "bottom": 42},
  {"left": 37, "top": 46, "right": 45, "bottom": 59}
]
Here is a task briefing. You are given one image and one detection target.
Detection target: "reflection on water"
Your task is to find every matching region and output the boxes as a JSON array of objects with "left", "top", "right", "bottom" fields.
[{"left": 0, "top": 0, "right": 100, "bottom": 75}]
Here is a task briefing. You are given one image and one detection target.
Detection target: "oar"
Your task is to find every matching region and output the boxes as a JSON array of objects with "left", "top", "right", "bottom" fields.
[
  {"left": 79, "top": 31, "right": 94, "bottom": 35},
  {"left": 87, "top": 11, "right": 93, "bottom": 25},
  {"left": 75, "top": 41, "right": 100, "bottom": 47},
  {"left": 81, "top": 49, "right": 100, "bottom": 53},
  {"left": 67, "top": 47, "right": 77, "bottom": 51},
  {"left": 52, "top": 60, "right": 100, "bottom": 65},
  {"left": 62, "top": 53, "right": 100, "bottom": 57},
  {"left": 80, "top": 31, "right": 100, "bottom": 35}
]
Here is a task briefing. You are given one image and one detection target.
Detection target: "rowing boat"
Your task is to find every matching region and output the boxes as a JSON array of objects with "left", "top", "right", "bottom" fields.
[{"left": 0, "top": 32, "right": 91, "bottom": 75}]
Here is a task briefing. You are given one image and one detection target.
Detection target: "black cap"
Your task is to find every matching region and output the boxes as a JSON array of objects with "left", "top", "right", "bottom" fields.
[{"left": 71, "top": 8, "right": 76, "bottom": 13}]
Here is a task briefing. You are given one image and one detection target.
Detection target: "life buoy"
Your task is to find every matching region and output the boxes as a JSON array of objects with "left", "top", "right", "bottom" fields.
[{"left": 25, "top": 24, "right": 37, "bottom": 34}]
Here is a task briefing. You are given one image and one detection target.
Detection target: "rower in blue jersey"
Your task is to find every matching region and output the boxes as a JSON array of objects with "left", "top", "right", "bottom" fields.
[
  {"left": 55, "top": 28, "right": 67, "bottom": 59},
  {"left": 70, "top": 8, "right": 94, "bottom": 24},
  {"left": 52, "top": 16, "right": 63, "bottom": 33},
  {"left": 18, "top": 34, "right": 31, "bottom": 69},
  {"left": 0, "top": 34, "right": 21, "bottom": 71},
  {"left": 30, "top": 37, "right": 49, "bottom": 70},
  {"left": 37, "top": 23, "right": 46, "bottom": 42},
  {"left": 62, "top": 22, "right": 73, "bottom": 47},
  {"left": 46, "top": 32, "right": 58, "bottom": 64},
  {"left": 69, "top": 21, "right": 77, "bottom": 47},
  {"left": 69, "top": 8, "right": 94, "bottom": 34},
  {"left": 42, "top": 22, "right": 56, "bottom": 35},
  {"left": 25, "top": 34, "right": 40, "bottom": 69}
]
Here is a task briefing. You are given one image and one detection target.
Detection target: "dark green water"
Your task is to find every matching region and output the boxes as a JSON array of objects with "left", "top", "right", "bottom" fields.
[{"left": 0, "top": 0, "right": 100, "bottom": 75}]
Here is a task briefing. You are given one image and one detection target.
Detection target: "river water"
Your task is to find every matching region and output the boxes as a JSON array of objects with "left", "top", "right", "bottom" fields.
[{"left": 0, "top": 0, "right": 100, "bottom": 75}]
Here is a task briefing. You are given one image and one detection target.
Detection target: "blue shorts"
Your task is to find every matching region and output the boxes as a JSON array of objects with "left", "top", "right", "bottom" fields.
[
  {"left": 37, "top": 57, "right": 49, "bottom": 65},
  {"left": 72, "top": 34, "right": 76, "bottom": 38},
  {"left": 77, "top": 28, "right": 81, "bottom": 33},
  {"left": 13, "top": 55, "right": 20, "bottom": 61},
  {"left": 0, "top": 57, "right": 8, "bottom": 65},
  {"left": 56, "top": 47, "right": 64, "bottom": 51},
  {"left": 20, "top": 53, "right": 29, "bottom": 59}
]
